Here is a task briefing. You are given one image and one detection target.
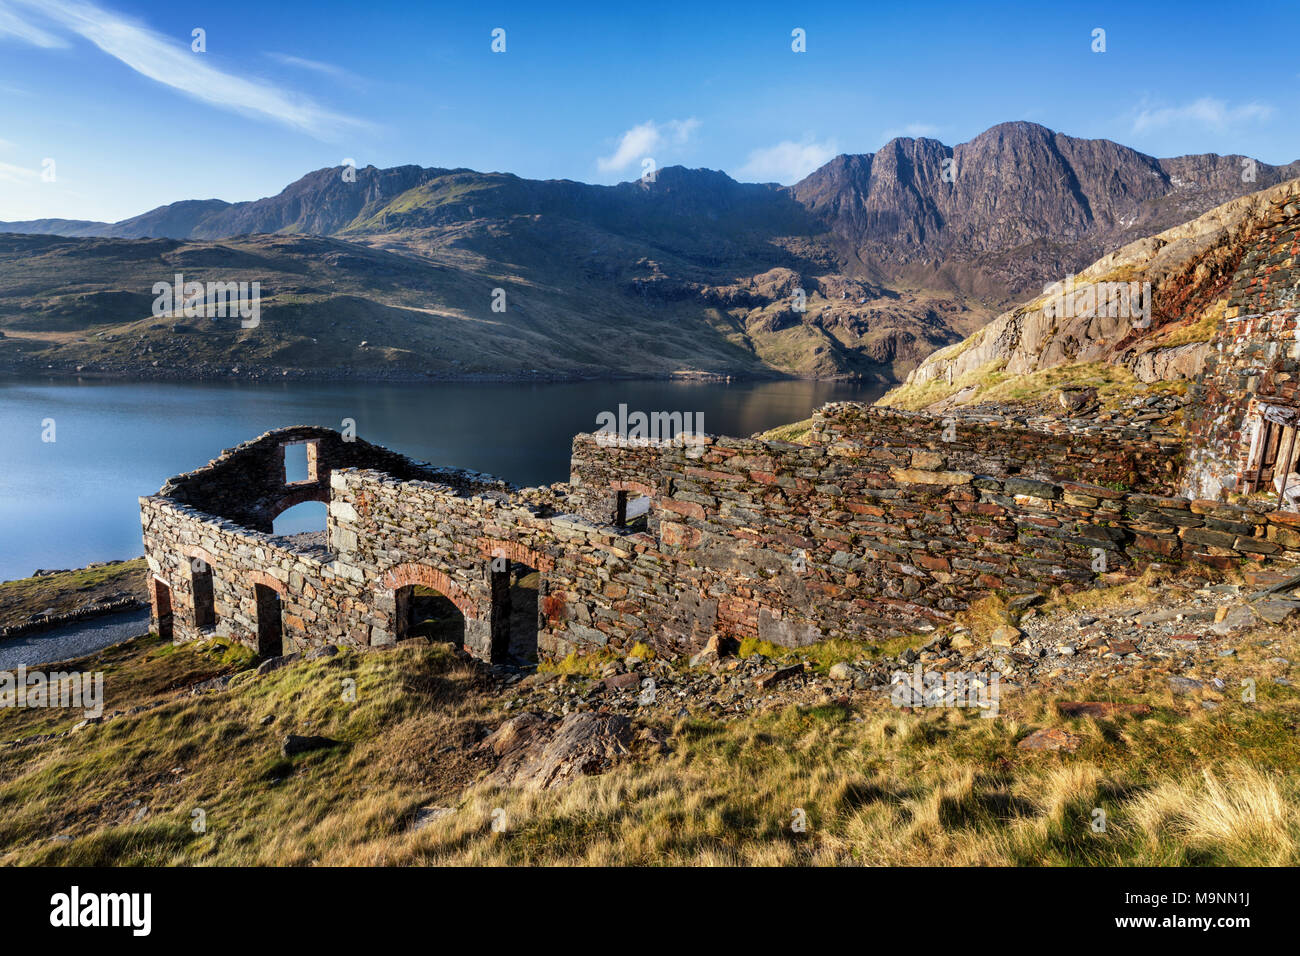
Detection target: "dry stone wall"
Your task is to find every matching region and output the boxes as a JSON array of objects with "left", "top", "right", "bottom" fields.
[
  {"left": 142, "top": 395, "right": 1300, "bottom": 664},
  {"left": 566, "top": 420, "right": 1300, "bottom": 655},
  {"left": 140, "top": 495, "right": 361, "bottom": 653},
  {"left": 1184, "top": 194, "right": 1300, "bottom": 500},
  {"left": 811, "top": 404, "right": 1183, "bottom": 494},
  {"left": 160, "top": 425, "right": 506, "bottom": 532}
]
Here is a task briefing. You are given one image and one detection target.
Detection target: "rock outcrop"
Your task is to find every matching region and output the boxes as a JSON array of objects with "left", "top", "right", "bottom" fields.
[
  {"left": 477, "top": 711, "right": 650, "bottom": 790},
  {"left": 889, "top": 178, "right": 1300, "bottom": 408}
]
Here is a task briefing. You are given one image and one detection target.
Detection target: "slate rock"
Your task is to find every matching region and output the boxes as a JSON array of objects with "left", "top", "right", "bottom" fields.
[
  {"left": 1016, "top": 728, "right": 1082, "bottom": 752},
  {"left": 1168, "top": 676, "right": 1204, "bottom": 695}
]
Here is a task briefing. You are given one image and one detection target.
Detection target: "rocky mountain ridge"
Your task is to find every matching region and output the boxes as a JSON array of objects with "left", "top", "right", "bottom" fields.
[{"left": 3, "top": 122, "right": 1296, "bottom": 382}]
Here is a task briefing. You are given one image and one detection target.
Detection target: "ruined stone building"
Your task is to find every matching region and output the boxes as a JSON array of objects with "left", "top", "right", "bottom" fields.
[{"left": 141, "top": 390, "right": 1300, "bottom": 665}]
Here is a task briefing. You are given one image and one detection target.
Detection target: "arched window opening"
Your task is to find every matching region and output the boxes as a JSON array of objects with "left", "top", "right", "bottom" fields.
[{"left": 272, "top": 500, "right": 328, "bottom": 536}]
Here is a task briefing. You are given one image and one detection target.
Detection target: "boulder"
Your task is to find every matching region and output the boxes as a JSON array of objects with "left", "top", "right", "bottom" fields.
[
  {"left": 755, "top": 662, "right": 804, "bottom": 690},
  {"left": 689, "top": 632, "right": 737, "bottom": 667},
  {"left": 990, "top": 625, "right": 1021, "bottom": 648},
  {"left": 828, "top": 661, "right": 859, "bottom": 682},
  {"left": 478, "top": 711, "right": 659, "bottom": 790}
]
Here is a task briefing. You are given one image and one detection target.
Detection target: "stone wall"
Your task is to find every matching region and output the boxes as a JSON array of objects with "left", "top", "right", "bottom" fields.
[
  {"left": 141, "top": 427, "right": 514, "bottom": 655},
  {"left": 141, "top": 396, "right": 1300, "bottom": 666},
  {"left": 140, "top": 494, "right": 355, "bottom": 653},
  {"left": 566, "top": 424, "right": 1300, "bottom": 654},
  {"left": 1184, "top": 194, "right": 1300, "bottom": 500},
  {"left": 160, "top": 425, "right": 507, "bottom": 532},
  {"left": 810, "top": 404, "right": 1183, "bottom": 494}
]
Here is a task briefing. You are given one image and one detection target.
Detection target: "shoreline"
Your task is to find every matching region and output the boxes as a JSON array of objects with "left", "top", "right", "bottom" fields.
[{"left": 0, "top": 357, "right": 881, "bottom": 387}]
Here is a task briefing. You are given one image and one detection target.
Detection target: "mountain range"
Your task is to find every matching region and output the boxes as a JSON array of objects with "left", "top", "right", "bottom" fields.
[{"left": 2, "top": 121, "right": 1296, "bottom": 382}]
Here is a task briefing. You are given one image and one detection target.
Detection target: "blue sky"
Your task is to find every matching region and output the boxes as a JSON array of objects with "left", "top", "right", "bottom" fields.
[{"left": 1, "top": 0, "right": 1296, "bottom": 222}]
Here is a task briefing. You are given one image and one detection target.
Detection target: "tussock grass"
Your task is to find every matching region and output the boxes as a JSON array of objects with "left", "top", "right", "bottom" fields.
[
  {"left": 2, "top": 609, "right": 1298, "bottom": 866},
  {"left": 879, "top": 359, "right": 1010, "bottom": 411},
  {"left": 395, "top": 681, "right": 1300, "bottom": 866},
  {"left": 736, "top": 634, "right": 922, "bottom": 671},
  {"left": 1158, "top": 300, "right": 1225, "bottom": 348},
  {"left": 538, "top": 647, "right": 623, "bottom": 677},
  {"left": 956, "top": 594, "right": 1018, "bottom": 641},
  {"left": 882, "top": 359, "right": 1187, "bottom": 414},
  {"left": 0, "top": 638, "right": 497, "bottom": 865},
  {"left": 1039, "top": 563, "right": 1240, "bottom": 618},
  {"left": 755, "top": 418, "right": 815, "bottom": 444}
]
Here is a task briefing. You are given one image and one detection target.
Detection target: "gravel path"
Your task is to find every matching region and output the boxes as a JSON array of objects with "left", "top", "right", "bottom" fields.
[{"left": 0, "top": 609, "right": 151, "bottom": 669}]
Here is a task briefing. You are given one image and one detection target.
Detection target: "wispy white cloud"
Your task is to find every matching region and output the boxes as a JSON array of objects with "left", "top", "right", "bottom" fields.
[
  {"left": 0, "top": 0, "right": 368, "bottom": 139},
  {"left": 0, "top": 3, "right": 66, "bottom": 47},
  {"left": 1132, "top": 97, "right": 1274, "bottom": 134},
  {"left": 597, "top": 118, "right": 700, "bottom": 173},
  {"left": 734, "top": 137, "right": 837, "bottom": 184},
  {"left": 265, "top": 51, "right": 358, "bottom": 82},
  {"left": 0, "top": 159, "right": 39, "bottom": 185}
]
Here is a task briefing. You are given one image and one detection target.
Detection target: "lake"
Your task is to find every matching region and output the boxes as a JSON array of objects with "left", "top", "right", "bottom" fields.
[{"left": 0, "top": 377, "right": 882, "bottom": 581}]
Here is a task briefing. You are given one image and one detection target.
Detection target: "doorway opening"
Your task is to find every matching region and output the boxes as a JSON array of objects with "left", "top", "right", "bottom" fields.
[
  {"left": 191, "top": 561, "right": 216, "bottom": 631},
  {"left": 394, "top": 584, "right": 466, "bottom": 645},
  {"left": 254, "top": 583, "right": 284, "bottom": 657},
  {"left": 490, "top": 559, "right": 541, "bottom": 665},
  {"left": 152, "top": 577, "right": 173, "bottom": 641},
  {"left": 1247, "top": 414, "right": 1300, "bottom": 496}
]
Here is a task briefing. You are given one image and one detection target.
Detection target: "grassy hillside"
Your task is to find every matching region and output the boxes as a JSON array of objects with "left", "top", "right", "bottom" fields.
[
  {"left": 4, "top": 567, "right": 1297, "bottom": 866},
  {"left": 0, "top": 559, "right": 147, "bottom": 629},
  {"left": 0, "top": 178, "right": 992, "bottom": 383},
  {"left": 0, "top": 233, "right": 797, "bottom": 380}
]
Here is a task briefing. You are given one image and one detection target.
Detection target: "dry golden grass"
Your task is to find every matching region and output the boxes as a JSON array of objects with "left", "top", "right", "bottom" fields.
[
  {"left": 1039, "top": 563, "right": 1241, "bottom": 618},
  {"left": 2, "top": 606, "right": 1298, "bottom": 866},
  {"left": 755, "top": 418, "right": 815, "bottom": 444},
  {"left": 881, "top": 359, "right": 1187, "bottom": 415}
]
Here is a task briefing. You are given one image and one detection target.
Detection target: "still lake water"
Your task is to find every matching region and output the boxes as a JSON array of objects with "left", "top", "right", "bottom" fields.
[{"left": 0, "top": 377, "right": 881, "bottom": 581}]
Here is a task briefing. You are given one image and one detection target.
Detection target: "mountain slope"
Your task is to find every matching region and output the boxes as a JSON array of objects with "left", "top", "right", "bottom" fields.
[
  {"left": 1, "top": 122, "right": 1295, "bottom": 383},
  {"left": 881, "top": 177, "right": 1300, "bottom": 412},
  {"left": 0, "top": 232, "right": 790, "bottom": 380}
]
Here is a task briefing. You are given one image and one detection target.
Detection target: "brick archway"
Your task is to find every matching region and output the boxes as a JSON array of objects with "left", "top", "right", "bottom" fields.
[
  {"left": 476, "top": 538, "right": 555, "bottom": 572},
  {"left": 150, "top": 575, "right": 173, "bottom": 642},
  {"left": 178, "top": 545, "right": 217, "bottom": 571},
  {"left": 382, "top": 563, "right": 479, "bottom": 621},
  {"left": 248, "top": 570, "right": 286, "bottom": 594}
]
